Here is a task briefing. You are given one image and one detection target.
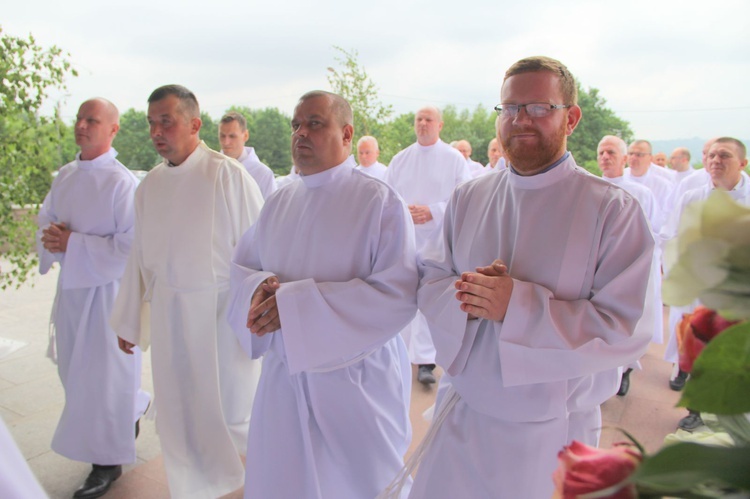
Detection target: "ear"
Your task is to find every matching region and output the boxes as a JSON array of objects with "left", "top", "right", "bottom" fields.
[
  {"left": 566, "top": 105, "right": 582, "bottom": 136},
  {"left": 111, "top": 123, "right": 120, "bottom": 138},
  {"left": 242, "top": 130, "right": 249, "bottom": 142},
  {"left": 191, "top": 116, "right": 202, "bottom": 135},
  {"left": 342, "top": 124, "right": 354, "bottom": 145}
]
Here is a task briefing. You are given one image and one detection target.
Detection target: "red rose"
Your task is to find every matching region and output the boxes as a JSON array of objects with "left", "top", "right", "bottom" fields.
[
  {"left": 678, "top": 307, "right": 739, "bottom": 373},
  {"left": 552, "top": 440, "right": 642, "bottom": 499}
]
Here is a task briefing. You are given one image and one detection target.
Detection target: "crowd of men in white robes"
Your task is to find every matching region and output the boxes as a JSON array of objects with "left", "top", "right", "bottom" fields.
[{"left": 14, "top": 53, "right": 747, "bottom": 499}]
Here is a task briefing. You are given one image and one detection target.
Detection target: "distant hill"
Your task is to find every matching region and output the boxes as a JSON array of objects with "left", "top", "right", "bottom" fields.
[{"left": 651, "top": 137, "right": 750, "bottom": 167}]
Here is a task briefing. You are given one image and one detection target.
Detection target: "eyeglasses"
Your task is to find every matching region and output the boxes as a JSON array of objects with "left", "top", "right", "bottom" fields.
[
  {"left": 494, "top": 103, "right": 571, "bottom": 118},
  {"left": 627, "top": 152, "right": 649, "bottom": 157}
]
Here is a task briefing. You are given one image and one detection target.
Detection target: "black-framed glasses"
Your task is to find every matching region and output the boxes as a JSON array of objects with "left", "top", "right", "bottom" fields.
[{"left": 494, "top": 103, "right": 571, "bottom": 118}]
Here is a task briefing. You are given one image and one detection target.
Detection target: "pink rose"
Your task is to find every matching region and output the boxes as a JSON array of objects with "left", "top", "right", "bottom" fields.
[
  {"left": 677, "top": 306, "right": 739, "bottom": 373},
  {"left": 552, "top": 441, "right": 642, "bottom": 499}
]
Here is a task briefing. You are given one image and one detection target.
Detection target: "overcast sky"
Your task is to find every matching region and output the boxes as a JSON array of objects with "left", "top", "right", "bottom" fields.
[{"left": 5, "top": 0, "right": 749, "bottom": 141}]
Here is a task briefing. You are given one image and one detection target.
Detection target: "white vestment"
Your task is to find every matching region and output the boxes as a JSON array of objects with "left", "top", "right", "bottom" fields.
[
  {"left": 36, "top": 148, "right": 149, "bottom": 465},
  {"left": 624, "top": 166, "right": 675, "bottom": 216},
  {"left": 661, "top": 176, "right": 750, "bottom": 363},
  {"left": 228, "top": 159, "right": 418, "bottom": 499},
  {"left": 0, "top": 417, "right": 46, "bottom": 498},
  {"left": 385, "top": 140, "right": 471, "bottom": 365},
  {"left": 111, "top": 142, "right": 263, "bottom": 499},
  {"left": 355, "top": 160, "right": 388, "bottom": 180},
  {"left": 412, "top": 156, "right": 653, "bottom": 498},
  {"left": 466, "top": 158, "right": 485, "bottom": 178},
  {"left": 226, "top": 146, "right": 277, "bottom": 200},
  {"left": 650, "top": 162, "right": 678, "bottom": 183},
  {"left": 275, "top": 167, "right": 300, "bottom": 189}
]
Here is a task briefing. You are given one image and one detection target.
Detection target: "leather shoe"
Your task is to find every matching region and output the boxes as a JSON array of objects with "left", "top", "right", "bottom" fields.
[
  {"left": 73, "top": 465, "right": 122, "bottom": 499},
  {"left": 677, "top": 411, "right": 704, "bottom": 432},
  {"left": 669, "top": 370, "right": 689, "bottom": 391},
  {"left": 617, "top": 368, "right": 632, "bottom": 396},
  {"left": 417, "top": 364, "right": 436, "bottom": 385}
]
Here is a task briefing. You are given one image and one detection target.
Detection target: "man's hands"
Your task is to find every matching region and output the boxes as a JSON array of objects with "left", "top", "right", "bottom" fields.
[
  {"left": 409, "top": 205, "right": 433, "bottom": 225},
  {"left": 247, "top": 276, "right": 281, "bottom": 336},
  {"left": 454, "top": 259, "right": 513, "bottom": 322},
  {"left": 41, "top": 222, "right": 71, "bottom": 253},
  {"left": 118, "top": 337, "right": 135, "bottom": 355}
]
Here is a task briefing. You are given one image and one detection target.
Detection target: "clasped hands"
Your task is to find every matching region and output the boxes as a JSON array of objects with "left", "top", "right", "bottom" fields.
[
  {"left": 41, "top": 222, "right": 71, "bottom": 253},
  {"left": 455, "top": 259, "right": 513, "bottom": 322},
  {"left": 409, "top": 204, "right": 433, "bottom": 225},
  {"left": 247, "top": 276, "right": 281, "bottom": 336}
]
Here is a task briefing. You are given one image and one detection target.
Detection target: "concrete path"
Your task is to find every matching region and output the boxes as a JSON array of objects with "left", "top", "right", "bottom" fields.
[{"left": 1, "top": 265, "right": 685, "bottom": 498}]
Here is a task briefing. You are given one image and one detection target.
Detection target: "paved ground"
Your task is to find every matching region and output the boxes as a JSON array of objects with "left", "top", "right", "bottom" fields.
[{"left": 1, "top": 264, "right": 686, "bottom": 498}]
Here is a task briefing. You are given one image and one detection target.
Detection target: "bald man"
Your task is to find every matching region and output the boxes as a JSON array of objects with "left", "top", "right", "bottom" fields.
[
  {"left": 356, "top": 135, "right": 388, "bottom": 180},
  {"left": 385, "top": 106, "right": 471, "bottom": 384},
  {"left": 668, "top": 147, "right": 694, "bottom": 182},
  {"left": 453, "top": 139, "right": 485, "bottom": 177},
  {"left": 486, "top": 137, "right": 506, "bottom": 171},
  {"left": 37, "top": 98, "right": 150, "bottom": 498},
  {"left": 624, "top": 139, "right": 675, "bottom": 214}
]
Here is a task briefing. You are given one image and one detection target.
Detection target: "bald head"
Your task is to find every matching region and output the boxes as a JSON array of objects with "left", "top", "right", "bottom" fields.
[
  {"left": 669, "top": 147, "right": 691, "bottom": 172},
  {"left": 74, "top": 98, "right": 121, "bottom": 160},
  {"left": 414, "top": 106, "right": 443, "bottom": 146},
  {"left": 454, "top": 140, "right": 472, "bottom": 159},
  {"left": 298, "top": 90, "right": 353, "bottom": 127}
]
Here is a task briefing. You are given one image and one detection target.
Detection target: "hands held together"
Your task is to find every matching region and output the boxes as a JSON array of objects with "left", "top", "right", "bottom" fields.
[
  {"left": 247, "top": 276, "right": 281, "bottom": 336},
  {"left": 41, "top": 222, "right": 71, "bottom": 253},
  {"left": 454, "top": 259, "right": 513, "bottom": 322}
]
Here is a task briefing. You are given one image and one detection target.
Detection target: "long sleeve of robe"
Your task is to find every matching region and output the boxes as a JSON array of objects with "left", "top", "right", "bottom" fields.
[
  {"left": 110, "top": 142, "right": 264, "bottom": 499},
  {"left": 228, "top": 160, "right": 418, "bottom": 499}
]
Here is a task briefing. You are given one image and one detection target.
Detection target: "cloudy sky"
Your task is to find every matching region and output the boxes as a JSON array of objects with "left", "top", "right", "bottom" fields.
[{"left": 5, "top": 0, "right": 749, "bottom": 141}]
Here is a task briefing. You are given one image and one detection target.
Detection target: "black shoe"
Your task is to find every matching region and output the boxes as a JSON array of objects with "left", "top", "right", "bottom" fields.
[
  {"left": 669, "top": 370, "right": 689, "bottom": 391},
  {"left": 417, "top": 364, "right": 436, "bottom": 385},
  {"left": 73, "top": 465, "right": 122, "bottom": 499},
  {"left": 677, "top": 411, "right": 704, "bottom": 432},
  {"left": 617, "top": 368, "right": 632, "bottom": 396}
]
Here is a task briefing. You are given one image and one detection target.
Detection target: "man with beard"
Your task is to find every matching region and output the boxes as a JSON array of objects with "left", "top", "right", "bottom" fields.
[{"left": 393, "top": 56, "right": 653, "bottom": 498}]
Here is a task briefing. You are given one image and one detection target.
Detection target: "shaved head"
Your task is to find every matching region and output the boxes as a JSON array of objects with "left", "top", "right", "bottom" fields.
[
  {"left": 83, "top": 97, "right": 120, "bottom": 124},
  {"left": 299, "top": 90, "right": 353, "bottom": 127}
]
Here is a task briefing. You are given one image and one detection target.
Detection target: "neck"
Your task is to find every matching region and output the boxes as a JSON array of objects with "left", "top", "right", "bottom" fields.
[
  {"left": 168, "top": 140, "right": 200, "bottom": 166},
  {"left": 417, "top": 137, "right": 439, "bottom": 147},
  {"left": 79, "top": 146, "right": 109, "bottom": 161}
]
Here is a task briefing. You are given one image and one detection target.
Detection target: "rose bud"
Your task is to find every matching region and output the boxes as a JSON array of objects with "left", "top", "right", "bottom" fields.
[
  {"left": 552, "top": 440, "right": 642, "bottom": 499},
  {"left": 689, "top": 306, "right": 739, "bottom": 343}
]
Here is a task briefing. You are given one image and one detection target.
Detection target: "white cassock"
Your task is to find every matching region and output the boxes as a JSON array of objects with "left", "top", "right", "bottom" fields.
[
  {"left": 385, "top": 140, "right": 472, "bottom": 365},
  {"left": 0, "top": 417, "right": 46, "bottom": 498},
  {"left": 674, "top": 167, "right": 697, "bottom": 183},
  {"left": 661, "top": 176, "right": 750, "bottom": 363},
  {"left": 275, "top": 167, "right": 300, "bottom": 189},
  {"left": 466, "top": 158, "right": 485, "bottom": 178},
  {"left": 624, "top": 166, "right": 675, "bottom": 217},
  {"left": 355, "top": 160, "right": 388, "bottom": 180},
  {"left": 225, "top": 146, "right": 277, "bottom": 200},
  {"left": 412, "top": 156, "right": 653, "bottom": 499},
  {"left": 228, "top": 159, "right": 418, "bottom": 499},
  {"left": 110, "top": 142, "right": 263, "bottom": 499},
  {"left": 650, "top": 162, "right": 678, "bottom": 184},
  {"left": 36, "top": 148, "right": 149, "bottom": 465}
]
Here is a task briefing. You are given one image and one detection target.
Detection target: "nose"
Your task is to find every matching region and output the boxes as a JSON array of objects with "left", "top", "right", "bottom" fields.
[
  {"left": 150, "top": 123, "right": 162, "bottom": 138},
  {"left": 512, "top": 107, "right": 532, "bottom": 124}
]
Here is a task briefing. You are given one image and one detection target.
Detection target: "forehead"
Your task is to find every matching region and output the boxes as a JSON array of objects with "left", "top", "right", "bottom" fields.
[
  {"left": 598, "top": 139, "right": 622, "bottom": 152},
  {"left": 415, "top": 109, "right": 438, "bottom": 120},
  {"left": 709, "top": 142, "right": 739, "bottom": 156},
  {"left": 77, "top": 100, "right": 103, "bottom": 116},
  {"left": 293, "top": 95, "right": 332, "bottom": 119},
  {"left": 219, "top": 121, "right": 243, "bottom": 133},
  {"left": 628, "top": 142, "right": 650, "bottom": 153},
  {"left": 148, "top": 95, "right": 180, "bottom": 116},
  {"left": 501, "top": 71, "right": 562, "bottom": 102},
  {"left": 358, "top": 141, "right": 374, "bottom": 150}
]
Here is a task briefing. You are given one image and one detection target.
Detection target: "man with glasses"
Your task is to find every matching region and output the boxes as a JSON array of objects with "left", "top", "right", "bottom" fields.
[
  {"left": 625, "top": 139, "right": 675, "bottom": 215},
  {"left": 402, "top": 56, "right": 653, "bottom": 498}
]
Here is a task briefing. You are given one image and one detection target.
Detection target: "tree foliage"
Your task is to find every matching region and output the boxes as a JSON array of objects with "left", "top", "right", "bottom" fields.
[
  {"left": 1, "top": 27, "right": 77, "bottom": 289},
  {"left": 326, "top": 46, "right": 393, "bottom": 146},
  {"left": 111, "top": 108, "right": 159, "bottom": 170},
  {"left": 224, "top": 106, "right": 292, "bottom": 173}
]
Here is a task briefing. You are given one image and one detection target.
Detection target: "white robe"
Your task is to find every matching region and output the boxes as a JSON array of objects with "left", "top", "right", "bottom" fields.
[
  {"left": 227, "top": 146, "right": 277, "bottom": 200},
  {"left": 228, "top": 159, "right": 418, "bottom": 499},
  {"left": 412, "top": 156, "right": 653, "bottom": 498},
  {"left": 110, "top": 142, "right": 263, "bottom": 499},
  {"left": 466, "top": 158, "right": 485, "bottom": 178},
  {"left": 385, "top": 140, "right": 472, "bottom": 365},
  {"left": 624, "top": 166, "right": 674, "bottom": 216},
  {"left": 0, "top": 417, "right": 46, "bottom": 498},
  {"left": 650, "top": 162, "right": 678, "bottom": 183},
  {"left": 355, "top": 160, "right": 388, "bottom": 180},
  {"left": 275, "top": 167, "right": 300, "bottom": 189},
  {"left": 661, "top": 176, "right": 750, "bottom": 363},
  {"left": 36, "top": 148, "right": 148, "bottom": 465}
]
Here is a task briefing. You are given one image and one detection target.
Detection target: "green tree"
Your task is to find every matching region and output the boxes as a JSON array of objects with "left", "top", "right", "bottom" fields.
[
  {"left": 441, "top": 104, "right": 496, "bottom": 165},
  {"left": 378, "top": 112, "right": 415, "bottom": 164},
  {"left": 326, "top": 46, "right": 393, "bottom": 147},
  {"left": 112, "top": 108, "right": 159, "bottom": 170},
  {"left": 224, "top": 105, "right": 292, "bottom": 173},
  {"left": 568, "top": 86, "right": 633, "bottom": 172},
  {"left": 1, "top": 27, "right": 77, "bottom": 289},
  {"left": 199, "top": 112, "right": 220, "bottom": 151}
]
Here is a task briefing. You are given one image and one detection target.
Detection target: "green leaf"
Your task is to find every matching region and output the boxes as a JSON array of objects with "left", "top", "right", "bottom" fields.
[
  {"left": 678, "top": 322, "right": 750, "bottom": 414},
  {"left": 632, "top": 442, "right": 750, "bottom": 492}
]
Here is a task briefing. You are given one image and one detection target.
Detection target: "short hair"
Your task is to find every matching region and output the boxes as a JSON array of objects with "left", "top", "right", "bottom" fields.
[
  {"left": 674, "top": 147, "right": 691, "bottom": 161},
  {"left": 220, "top": 111, "right": 247, "bottom": 131},
  {"left": 148, "top": 84, "right": 200, "bottom": 119},
  {"left": 298, "top": 90, "right": 353, "bottom": 127},
  {"left": 504, "top": 56, "right": 578, "bottom": 106},
  {"left": 629, "top": 139, "right": 653, "bottom": 154},
  {"left": 417, "top": 106, "right": 442, "bottom": 122},
  {"left": 714, "top": 137, "right": 747, "bottom": 161},
  {"left": 599, "top": 135, "right": 627, "bottom": 156},
  {"left": 357, "top": 135, "right": 379, "bottom": 149}
]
